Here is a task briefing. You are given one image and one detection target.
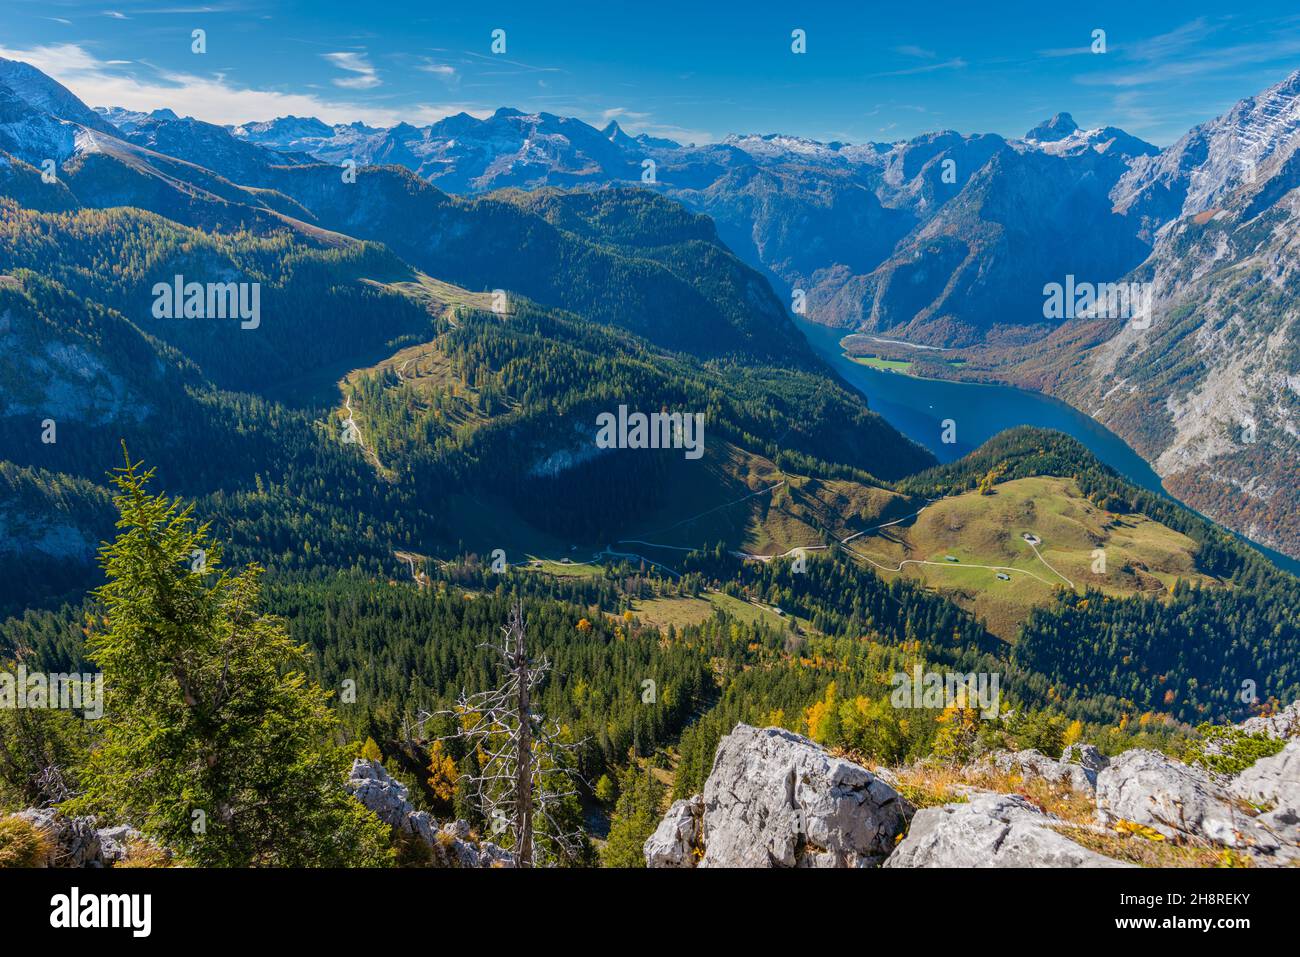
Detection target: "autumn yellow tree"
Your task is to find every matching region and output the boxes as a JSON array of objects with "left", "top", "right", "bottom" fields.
[
  {"left": 427, "top": 740, "right": 458, "bottom": 804},
  {"left": 932, "top": 703, "right": 980, "bottom": 761},
  {"left": 1063, "top": 719, "right": 1084, "bottom": 747},
  {"left": 804, "top": 682, "right": 840, "bottom": 744}
]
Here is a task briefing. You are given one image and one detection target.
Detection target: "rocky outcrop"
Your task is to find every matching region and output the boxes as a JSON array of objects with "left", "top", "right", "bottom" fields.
[
  {"left": 345, "top": 758, "right": 513, "bottom": 868},
  {"left": 979, "top": 747, "right": 1105, "bottom": 794},
  {"left": 643, "top": 715, "right": 1300, "bottom": 869},
  {"left": 645, "top": 725, "right": 913, "bottom": 868},
  {"left": 1061, "top": 743, "right": 1110, "bottom": 777},
  {"left": 1231, "top": 740, "right": 1300, "bottom": 807},
  {"left": 5, "top": 811, "right": 165, "bottom": 868},
  {"left": 1095, "top": 749, "right": 1293, "bottom": 862},
  {"left": 95, "top": 824, "right": 156, "bottom": 866},
  {"left": 885, "top": 793, "right": 1130, "bottom": 868},
  {"left": 346, "top": 759, "right": 424, "bottom": 832},
  {"left": 435, "top": 819, "right": 515, "bottom": 869},
  {"left": 1229, "top": 740, "right": 1300, "bottom": 859},
  {"left": 1238, "top": 702, "right": 1300, "bottom": 741},
  {"left": 643, "top": 796, "right": 703, "bottom": 868},
  {"left": 15, "top": 808, "right": 101, "bottom": 867}
]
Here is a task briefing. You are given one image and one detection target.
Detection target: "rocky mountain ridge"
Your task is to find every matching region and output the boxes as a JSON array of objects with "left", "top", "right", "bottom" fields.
[
  {"left": 210, "top": 96, "right": 1161, "bottom": 345},
  {"left": 647, "top": 703, "right": 1300, "bottom": 868},
  {"left": 1022, "top": 69, "right": 1300, "bottom": 559}
]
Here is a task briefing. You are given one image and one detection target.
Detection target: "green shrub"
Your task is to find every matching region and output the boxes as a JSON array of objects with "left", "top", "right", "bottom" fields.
[{"left": 1184, "top": 724, "right": 1285, "bottom": 776}]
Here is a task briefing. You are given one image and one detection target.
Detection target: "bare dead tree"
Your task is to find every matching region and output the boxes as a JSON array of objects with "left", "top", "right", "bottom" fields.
[{"left": 409, "top": 600, "right": 586, "bottom": 866}]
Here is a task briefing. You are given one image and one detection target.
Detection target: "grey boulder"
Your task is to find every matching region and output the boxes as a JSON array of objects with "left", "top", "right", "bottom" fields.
[
  {"left": 345, "top": 758, "right": 514, "bottom": 867},
  {"left": 1095, "top": 749, "right": 1283, "bottom": 856},
  {"left": 982, "top": 747, "right": 1102, "bottom": 793},
  {"left": 1061, "top": 743, "right": 1110, "bottom": 777},
  {"left": 96, "top": 824, "right": 148, "bottom": 865},
  {"left": 1230, "top": 741, "right": 1300, "bottom": 862},
  {"left": 644, "top": 795, "right": 703, "bottom": 868},
  {"left": 885, "top": 793, "right": 1131, "bottom": 868},
  {"left": 14, "top": 808, "right": 102, "bottom": 867},
  {"left": 695, "top": 724, "right": 912, "bottom": 868}
]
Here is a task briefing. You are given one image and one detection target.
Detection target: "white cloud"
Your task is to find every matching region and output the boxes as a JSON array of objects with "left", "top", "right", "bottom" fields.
[
  {"left": 599, "top": 107, "right": 647, "bottom": 124},
  {"left": 0, "top": 42, "right": 483, "bottom": 127},
  {"left": 321, "top": 51, "right": 380, "bottom": 90},
  {"left": 417, "top": 61, "right": 457, "bottom": 80},
  {"left": 1075, "top": 18, "right": 1300, "bottom": 88}
]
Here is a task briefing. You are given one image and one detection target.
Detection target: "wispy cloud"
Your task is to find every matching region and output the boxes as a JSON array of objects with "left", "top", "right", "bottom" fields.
[
  {"left": 1125, "top": 18, "right": 1218, "bottom": 63},
  {"left": 0, "top": 42, "right": 482, "bottom": 126},
  {"left": 417, "top": 60, "right": 458, "bottom": 83},
  {"left": 322, "top": 50, "right": 380, "bottom": 90},
  {"left": 894, "top": 45, "right": 936, "bottom": 59},
  {"left": 1049, "top": 16, "right": 1300, "bottom": 143},
  {"left": 866, "top": 57, "right": 966, "bottom": 79},
  {"left": 1075, "top": 17, "right": 1300, "bottom": 88},
  {"left": 461, "top": 50, "right": 564, "bottom": 75},
  {"left": 1037, "top": 46, "right": 1092, "bottom": 59},
  {"left": 866, "top": 103, "right": 935, "bottom": 116}
]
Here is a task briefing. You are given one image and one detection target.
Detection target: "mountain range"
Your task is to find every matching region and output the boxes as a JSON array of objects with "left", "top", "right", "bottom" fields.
[
  {"left": 0, "top": 52, "right": 1292, "bottom": 602},
  {"left": 168, "top": 70, "right": 1300, "bottom": 561},
  {"left": 0, "top": 55, "right": 939, "bottom": 617},
  {"left": 3, "top": 53, "right": 1300, "bottom": 874}
]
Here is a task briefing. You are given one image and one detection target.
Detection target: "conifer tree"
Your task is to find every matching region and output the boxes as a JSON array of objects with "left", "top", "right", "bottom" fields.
[
  {"left": 600, "top": 765, "right": 665, "bottom": 868},
  {"left": 67, "top": 452, "right": 392, "bottom": 867}
]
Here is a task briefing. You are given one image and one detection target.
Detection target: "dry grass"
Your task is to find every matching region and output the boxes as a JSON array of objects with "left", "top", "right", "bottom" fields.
[
  {"left": 883, "top": 762, "right": 1262, "bottom": 868},
  {"left": 114, "top": 839, "right": 173, "bottom": 869},
  {"left": 0, "top": 815, "right": 51, "bottom": 868},
  {"left": 1053, "top": 824, "right": 1254, "bottom": 868},
  {"left": 885, "top": 762, "right": 1095, "bottom": 823}
]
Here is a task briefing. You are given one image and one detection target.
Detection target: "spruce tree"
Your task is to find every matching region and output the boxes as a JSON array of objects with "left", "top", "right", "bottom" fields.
[{"left": 67, "top": 452, "right": 392, "bottom": 867}]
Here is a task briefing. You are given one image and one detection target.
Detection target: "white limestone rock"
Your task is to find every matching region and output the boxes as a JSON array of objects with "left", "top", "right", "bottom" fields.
[
  {"left": 695, "top": 725, "right": 912, "bottom": 868},
  {"left": 885, "top": 793, "right": 1131, "bottom": 868},
  {"left": 1095, "top": 749, "right": 1284, "bottom": 857},
  {"left": 981, "top": 748, "right": 1101, "bottom": 794},
  {"left": 643, "top": 795, "right": 702, "bottom": 868},
  {"left": 345, "top": 758, "right": 514, "bottom": 868},
  {"left": 14, "top": 807, "right": 101, "bottom": 867}
]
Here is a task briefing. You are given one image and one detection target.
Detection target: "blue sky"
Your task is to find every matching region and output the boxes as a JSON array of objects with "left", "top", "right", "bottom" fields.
[{"left": 5, "top": 1, "right": 1300, "bottom": 145}]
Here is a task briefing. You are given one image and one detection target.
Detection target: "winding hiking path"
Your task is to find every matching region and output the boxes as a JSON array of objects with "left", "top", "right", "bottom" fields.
[
  {"left": 343, "top": 393, "right": 383, "bottom": 471},
  {"left": 840, "top": 544, "right": 1058, "bottom": 587},
  {"left": 1022, "top": 536, "right": 1076, "bottom": 589}
]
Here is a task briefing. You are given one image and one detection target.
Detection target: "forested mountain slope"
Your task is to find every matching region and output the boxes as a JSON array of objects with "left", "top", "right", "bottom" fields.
[
  {"left": 213, "top": 64, "right": 1300, "bottom": 561},
  {"left": 0, "top": 57, "right": 1295, "bottom": 871}
]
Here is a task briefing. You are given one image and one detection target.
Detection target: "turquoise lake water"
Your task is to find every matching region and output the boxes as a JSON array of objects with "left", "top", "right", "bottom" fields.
[{"left": 795, "top": 317, "right": 1300, "bottom": 576}]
